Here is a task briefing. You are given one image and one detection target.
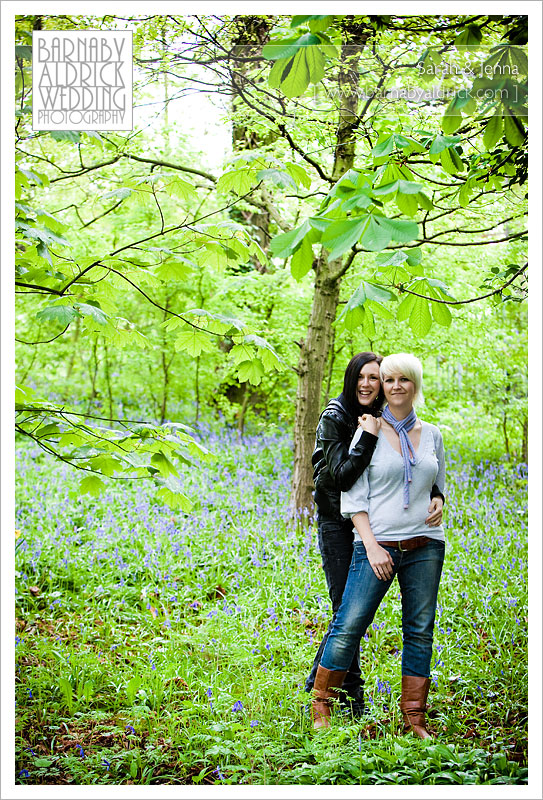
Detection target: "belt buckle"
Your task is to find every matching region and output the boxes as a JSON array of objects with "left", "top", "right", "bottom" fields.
[{"left": 398, "top": 540, "right": 406, "bottom": 552}]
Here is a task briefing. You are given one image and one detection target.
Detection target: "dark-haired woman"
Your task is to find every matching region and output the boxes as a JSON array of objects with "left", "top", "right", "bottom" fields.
[
  {"left": 305, "top": 352, "right": 444, "bottom": 717},
  {"left": 304, "top": 352, "right": 384, "bottom": 714}
]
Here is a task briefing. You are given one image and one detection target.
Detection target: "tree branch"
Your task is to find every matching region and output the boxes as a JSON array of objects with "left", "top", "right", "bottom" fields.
[{"left": 397, "top": 263, "right": 527, "bottom": 305}]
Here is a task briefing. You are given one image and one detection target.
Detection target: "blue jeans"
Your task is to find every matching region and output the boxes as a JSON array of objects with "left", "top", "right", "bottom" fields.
[
  {"left": 304, "top": 518, "right": 363, "bottom": 696},
  {"left": 320, "top": 539, "right": 445, "bottom": 677}
]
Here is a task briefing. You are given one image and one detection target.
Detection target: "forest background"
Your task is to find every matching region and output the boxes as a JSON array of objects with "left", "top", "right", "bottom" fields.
[{"left": 7, "top": 6, "right": 539, "bottom": 790}]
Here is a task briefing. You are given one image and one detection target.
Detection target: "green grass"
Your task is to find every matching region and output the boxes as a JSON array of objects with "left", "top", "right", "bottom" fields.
[{"left": 14, "top": 429, "right": 528, "bottom": 785}]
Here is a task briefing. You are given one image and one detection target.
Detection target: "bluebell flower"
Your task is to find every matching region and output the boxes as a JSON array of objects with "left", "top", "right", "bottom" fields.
[{"left": 232, "top": 700, "right": 243, "bottom": 712}]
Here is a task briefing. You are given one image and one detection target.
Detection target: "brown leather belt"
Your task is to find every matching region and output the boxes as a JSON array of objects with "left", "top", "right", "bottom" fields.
[{"left": 380, "top": 536, "right": 431, "bottom": 552}]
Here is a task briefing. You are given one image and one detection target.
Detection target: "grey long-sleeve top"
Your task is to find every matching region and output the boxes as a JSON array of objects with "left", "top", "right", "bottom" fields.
[{"left": 340, "top": 421, "right": 446, "bottom": 543}]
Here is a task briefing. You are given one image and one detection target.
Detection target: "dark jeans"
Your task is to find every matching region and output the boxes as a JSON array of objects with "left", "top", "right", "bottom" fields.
[
  {"left": 304, "top": 517, "right": 363, "bottom": 696},
  {"left": 321, "top": 539, "right": 445, "bottom": 677}
]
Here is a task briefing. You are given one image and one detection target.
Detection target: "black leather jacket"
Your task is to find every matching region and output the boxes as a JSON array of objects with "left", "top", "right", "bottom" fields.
[
  {"left": 312, "top": 397, "right": 444, "bottom": 522},
  {"left": 312, "top": 398, "right": 379, "bottom": 521}
]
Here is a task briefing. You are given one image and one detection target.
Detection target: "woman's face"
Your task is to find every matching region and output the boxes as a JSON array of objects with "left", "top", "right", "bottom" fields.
[
  {"left": 382, "top": 372, "right": 416, "bottom": 408},
  {"left": 357, "top": 361, "right": 381, "bottom": 407}
]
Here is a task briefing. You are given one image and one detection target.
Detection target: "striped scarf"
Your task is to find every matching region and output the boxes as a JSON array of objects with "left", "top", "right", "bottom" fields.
[{"left": 382, "top": 405, "right": 417, "bottom": 508}]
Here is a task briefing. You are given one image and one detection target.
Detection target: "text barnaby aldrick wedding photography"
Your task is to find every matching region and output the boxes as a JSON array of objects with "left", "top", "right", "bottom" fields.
[{"left": 32, "top": 31, "right": 132, "bottom": 131}]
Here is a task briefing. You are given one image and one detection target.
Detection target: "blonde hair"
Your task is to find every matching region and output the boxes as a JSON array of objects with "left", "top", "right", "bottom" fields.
[{"left": 380, "top": 353, "right": 424, "bottom": 405}]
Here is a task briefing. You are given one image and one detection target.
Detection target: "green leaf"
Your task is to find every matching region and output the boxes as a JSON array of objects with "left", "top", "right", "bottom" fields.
[
  {"left": 429, "top": 133, "right": 461, "bottom": 155},
  {"left": 406, "top": 248, "right": 422, "bottom": 266},
  {"left": 216, "top": 168, "right": 256, "bottom": 196},
  {"left": 321, "top": 216, "right": 369, "bottom": 260},
  {"left": 396, "top": 192, "right": 418, "bottom": 217},
  {"left": 305, "top": 44, "right": 326, "bottom": 84},
  {"left": 36, "top": 423, "right": 61, "bottom": 438},
  {"left": 79, "top": 475, "right": 106, "bottom": 497},
  {"left": 509, "top": 45, "right": 528, "bottom": 75},
  {"left": 371, "top": 136, "right": 394, "bottom": 158},
  {"left": 397, "top": 293, "right": 417, "bottom": 322},
  {"left": 442, "top": 90, "right": 476, "bottom": 134},
  {"left": 285, "top": 161, "right": 312, "bottom": 188},
  {"left": 126, "top": 675, "right": 142, "bottom": 702},
  {"left": 230, "top": 341, "right": 255, "bottom": 364},
  {"left": 291, "top": 15, "right": 334, "bottom": 33},
  {"left": 458, "top": 180, "right": 473, "bottom": 208},
  {"left": 75, "top": 302, "right": 109, "bottom": 325},
  {"left": 156, "top": 486, "right": 193, "bottom": 512},
  {"left": 362, "top": 281, "right": 395, "bottom": 303},
  {"left": 49, "top": 130, "right": 81, "bottom": 144},
  {"left": 102, "top": 186, "right": 132, "bottom": 200},
  {"left": 82, "top": 679, "right": 94, "bottom": 702},
  {"left": 156, "top": 260, "right": 193, "bottom": 282},
  {"left": 270, "top": 219, "right": 313, "bottom": 258},
  {"left": 367, "top": 299, "right": 394, "bottom": 320},
  {"left": 89, "top": 455, "right": 120, "bottom": 477},
  {"left": 36, "top": 305, "right": 80, "bottom": 326},
  {"left": 268, "top": 58, "right": 287, "bottom": 89},
  {"left": 256, "top": 168, "right": 297, "bottom": 190},
  {"left": 262, "top": 37, "right": 301, "bottom": 61},
  {"left": 15, "top": 45, "right": 33, "bottom": 60},
  {"left": 236, "top": 359, "right": 265, "bottom": 385},
  {"left": 151, "top": 452, "right": 179, "bottom": 479},
  {"left": 440, "top": 148, "right": 463, "bottom": 175},
  {"left": 409, "top": 295, "right": 432, "bottom": 336},
  {"left": 361, "top": 306, "right": 376, "bottom": 338},
  {"left": 291, "top": 237, "right": 314, "bottom": 280},
  {"left": 175, "top": 329, "right": 215, "bottom": 357},
  {"left": 430, "top": 299, "right": 452, "bottom": 327},
  {"left": 503, "top": 111, "right": 525, "bottom": 146},
  {"left": 166, "top": 176, "right": 199, "bottom": 203},
  {"left": 455, "top": 24, "right": 483, "bottom": 49},
  {"left": 58, "top": 677, "right": 73, "bottom": 709},
  {"left": 375, "top": 251, "right": 408, "bottom": 267},
  {"left": 280, "top": 48, "right": 310, "bottom": 98},
  {"left": 378, "top": 216, "right": 419, "bottom": 245}
]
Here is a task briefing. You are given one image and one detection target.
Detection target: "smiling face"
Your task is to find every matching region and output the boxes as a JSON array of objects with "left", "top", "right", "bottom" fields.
[
  {"left": 357, "top": 361, "right": 381, "bottom": 408},
  {"left": 382, "top": 372, "right": 416, "bottom": 410}
]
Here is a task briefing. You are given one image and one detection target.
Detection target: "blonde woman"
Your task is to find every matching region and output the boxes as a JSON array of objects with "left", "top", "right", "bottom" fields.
[{"left": 311, "top": 354, "right": 445, "bottom": 736}]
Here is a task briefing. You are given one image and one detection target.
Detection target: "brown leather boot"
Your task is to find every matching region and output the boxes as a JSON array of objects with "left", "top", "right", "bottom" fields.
[
  {"left": 400, "top": 675, "right": 433, "bottom": 739},
  {"left": 311, "top": 665, "right": 348, "bottom": 730}
]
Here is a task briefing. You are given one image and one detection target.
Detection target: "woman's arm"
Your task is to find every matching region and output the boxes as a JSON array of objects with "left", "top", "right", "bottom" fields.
[
  {"left": 352, "top": 512, "right": 394, "bottom": 581},
  {"left": 319, "top": 414, "right": 378, "bottom": 492},
  {"left": 425, "top": 429, "right": 446, "bottom": 526}
]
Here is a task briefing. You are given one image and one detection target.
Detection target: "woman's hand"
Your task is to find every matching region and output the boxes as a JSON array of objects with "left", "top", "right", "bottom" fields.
[
  {"left": 358, "top": 414, "right": 381, "bottom": 436},
  {"left": 365, "top": 542, "right": 394, "bottom": 581},
  {"left": 425, "top": 497, "right": 443, "bottom": 527}
]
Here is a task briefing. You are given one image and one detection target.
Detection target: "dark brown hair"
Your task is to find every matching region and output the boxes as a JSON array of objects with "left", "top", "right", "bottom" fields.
[{"left": 342, "top": 351, "right": 385, "bottom": 416}]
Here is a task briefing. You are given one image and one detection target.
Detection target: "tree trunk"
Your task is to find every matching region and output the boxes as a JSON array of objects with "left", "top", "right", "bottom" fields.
[
  {"left": 290, "top": 19, "right": 369, "bottom": 514},
  {"left": 502, "top": 412, "right": 510, "bottom": 459},
  {"left": 521, "top": 416, "right": 528, "bottom": 463},
  {"left": 290, "top": 270, "right": 342, "bottom": 513},
  {"left": 231, "top": 16, "right": 273, "bottom": 272}
]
